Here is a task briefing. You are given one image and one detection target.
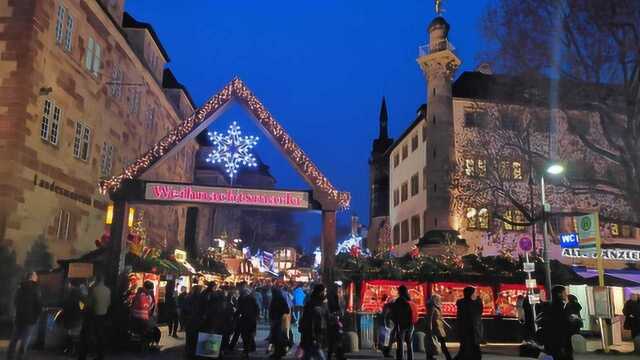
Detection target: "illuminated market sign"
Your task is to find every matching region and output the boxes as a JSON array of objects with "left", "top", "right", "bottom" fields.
[
  {"left": 144, "top": 182, "right": 310, "bottom": 209},
  {"left": 562, "top": 248, "right": 640, "bottom": 262}
]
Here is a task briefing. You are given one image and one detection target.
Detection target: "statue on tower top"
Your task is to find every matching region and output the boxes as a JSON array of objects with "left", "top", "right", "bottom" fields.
[{"left": 435, "top": 0, "right": 444, "bottom": 15}]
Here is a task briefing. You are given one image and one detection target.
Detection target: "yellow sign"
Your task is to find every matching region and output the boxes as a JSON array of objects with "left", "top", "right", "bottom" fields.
[{"left": 174, "top": 249, "right": 187, "bottom": 263}]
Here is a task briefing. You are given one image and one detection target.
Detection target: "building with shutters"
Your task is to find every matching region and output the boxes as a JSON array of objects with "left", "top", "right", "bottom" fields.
[{"left": 0, "top": 0, "right": 199, "bottom": 263}]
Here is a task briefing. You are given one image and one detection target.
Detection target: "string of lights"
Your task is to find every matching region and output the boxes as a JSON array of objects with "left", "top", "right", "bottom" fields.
[
  {"left": 206, "top": 121, "right": 259, "bottom": 180},
  {"left": 99, "top": 77, "right": 351, "bottom": 209}
]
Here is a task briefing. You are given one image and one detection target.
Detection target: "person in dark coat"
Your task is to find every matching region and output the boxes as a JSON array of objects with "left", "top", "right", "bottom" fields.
[
  {"left": 326, "top": 284, "right": 345, "bottom": 360},
  {"left": 165, "top": 288, "right": 179, "bottom": 337},
  {"left": 391, "top": 285, "right": 415, "bottom": 360},
  {"left": 299, "top": 284, "right": 327, "bottom": 360},
  {"left": 236, "top": 288, "right": 260, "bottom": 357},
  {"left": 566, "top": 294, "right": 583, "bottom": 335},
  {"left": 623, "top": 293, "right": 640, "bottom": 338},
  {"left": 7, "top": 272, "right": 43, "bottom": 360},
  {"left": 455, "top": 286, "right": 483, "bottom": 360},
  {"left": 540, "top": 285, "right": 573, "bottom": 360},
  {"left": 269, "top": 285, "right": 290, "bottom": 359},
  {"left": 177, "top": 286, "right": 188, "bottom": 332},
  {"left": 378, "top": 295, "right": 394, "bottom": 358},
  {"left": 62, "top": 280, "right": 84, "bottom": 354},
  {"left": 185, "top": 284, "right": 204, "bottom": 359}
]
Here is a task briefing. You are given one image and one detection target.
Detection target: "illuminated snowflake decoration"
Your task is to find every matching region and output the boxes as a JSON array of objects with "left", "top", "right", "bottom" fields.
[{"left": 206, "top": 121, "right": 259, "bottom": 179}]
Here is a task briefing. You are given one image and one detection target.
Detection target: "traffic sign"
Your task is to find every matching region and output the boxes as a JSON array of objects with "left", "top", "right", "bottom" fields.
[
  {"left": 518, "top": 237, "right": 533, "bottom": 252},
  {"left": 560, "top": 232, "right": 580, "bottom": 249},
  {"left": 528, "top": 294, "right": 540, "bottom": 304},
  {"left": 523, "top": 262, "right": 535, "bottom": 272},
  {"left": 525, "top": 279, "right": 537, "bottom": 288}
]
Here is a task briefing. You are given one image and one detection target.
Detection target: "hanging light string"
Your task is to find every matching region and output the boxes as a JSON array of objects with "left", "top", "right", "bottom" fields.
[{"left": 99, "top": 77, "right": 351, "bottom": 209}]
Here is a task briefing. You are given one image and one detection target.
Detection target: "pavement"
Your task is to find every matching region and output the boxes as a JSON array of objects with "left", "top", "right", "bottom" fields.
[{"left": 0, "top": 322, "right": 637, "bottom": 359}]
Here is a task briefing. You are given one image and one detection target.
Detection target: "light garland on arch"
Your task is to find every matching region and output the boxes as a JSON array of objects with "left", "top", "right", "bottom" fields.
[{"left": 99, "top": 77, "right": 351, "bottom": 209}]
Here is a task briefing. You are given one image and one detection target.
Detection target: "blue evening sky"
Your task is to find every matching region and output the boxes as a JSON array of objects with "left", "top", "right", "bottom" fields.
[{"left": 125, "top": 0, "right": 490, "bottom": 251}]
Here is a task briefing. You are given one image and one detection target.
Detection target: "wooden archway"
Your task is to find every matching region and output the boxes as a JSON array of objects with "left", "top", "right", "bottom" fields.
[{"left": 100, "top": 78, "right": 349, "bottom": 284}]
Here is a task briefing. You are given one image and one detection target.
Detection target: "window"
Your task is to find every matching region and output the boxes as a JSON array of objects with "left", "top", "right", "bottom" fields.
[
  {"left": 422, "top": 125, "right": 427, "bottom": 141},
  {"left": 411, "top": 215, "right": 420, "bottom": 241},
  {"left": 393, "top": 189, "right": 400, "bottom": 207},
  {"left": 100, "top": 142, "right": 114, "bottom": 178},
  {"left": 422, "top": 167, "right": 427, "bottom": 190},
  {"left": 40, "top": 99, "right": 61, "bottom": 145},
  {"left": 73, "top": 121, "right": 91, "bottom": 161},
  {"left": 64, "top": 13, "right": 74, "bottom": 51},
  {"left": 110, "top": 64, "right": 123, "bottom": 97},
  {"left": 128, "top": 88, "right": 141, "bottom": 115},
  {"left": 393, "top": 224, "right": 400, "bottom": 245},
  {"left": 504, "top": 209, "right": 526, "bottom": 231},
  {"left": 500, "top": 115, "right": 518, "bottom": 131},
  {"left": 411, "top": 135, "right": 418, "bottom": 152},
  {"left": 423, "top": 211, "right": 428, "bottom": 235},
  {"left": 499, "top": 160, "right": 523, "bottom": 180},
  {"left": 401, "top": 182, "right": 408, "bottom": 202},
  {"left": 402, "top": 144, "right": 408, "bottom": 160},
  {"left": 401, "top": 220, "right": 409, "bottom": 243},
  {"left": 145, "top": 107, "right": 156, "bottom": 130},
  {"left": 394, "top": 153, "right": 399, "bottom": 168},
  {"left": 611, "top": 223, "right": 633, "bottom": 238},
  {"left": 464, "top": 158, "right": 487, "bottom": 177},
  {"left": 84, "top": 36, "right": 101, "bottom": 76},
  {"left": 55, "top": 209, "right": 71, "bottom": 242},
  {"left": 467, "top": 208, "right": 489, "bottom": 230},
  {"left": 411, "top": 173, "right": 419, "bottom": 196},
  {"left": 55, "top": 5, "right": 66, "bottom": 44},
  {"left": 464, "top": 111, "right": 486, "bottom": 128}
]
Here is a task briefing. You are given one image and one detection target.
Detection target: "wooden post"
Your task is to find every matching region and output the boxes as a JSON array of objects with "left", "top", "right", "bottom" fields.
[
  {"left": 184, "top": 207, "right": 199, "bottom": 259},
  {"left": 321, "top": 210, "right": 337, "bottom": 283},
  {"left": 107, "top": 200, "right": 129, "bottom": 290}
]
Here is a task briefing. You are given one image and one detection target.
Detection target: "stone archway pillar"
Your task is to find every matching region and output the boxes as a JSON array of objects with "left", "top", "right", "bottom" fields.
[
  {"left": 107, "top": 200, "right": 130, "bottom": 290},
  {"left": 321, "top": 209, "right": 337, "bottom": 282}
]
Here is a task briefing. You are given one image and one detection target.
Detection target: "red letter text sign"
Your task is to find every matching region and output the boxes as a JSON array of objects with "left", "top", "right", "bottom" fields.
[{"left": 144, "top": 183, "right": 310, "bottom": 209}]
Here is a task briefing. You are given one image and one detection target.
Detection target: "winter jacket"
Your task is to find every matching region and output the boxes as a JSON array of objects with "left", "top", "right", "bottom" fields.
[
  {"left": 14, "top": 280, "right": 43, "bottom": 326},
  {"left": 236, "top": 293, "right": 260, "bottom": 332},
  {"left": 293, "top": 287, "right": 306, "bottom": 307},
  {"left": 62, "top": 287, "right": 83, "bottom": 329},
  {"left": 300, "top": 298, "right": 326, "bottom": 347},
  {"left": 428, "top": 304, "right": 447, "bottom": 338},
  {"left": 391, "top": 296, "right": 413, "bottom": 330},
  {"left": 456, "top": 297, "right": 483, "bottom": 345},
  {"left": 131, "top": 290, "right": 153, "bottom": 320}
]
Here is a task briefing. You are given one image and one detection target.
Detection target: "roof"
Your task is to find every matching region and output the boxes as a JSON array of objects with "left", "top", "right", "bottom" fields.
[
  {"left": 122, "top": 12, "right": 170, "bottom": 61},
  {"left": 162, "top": 68, "right": 197, "bottom": 109},
  {"left": 386, "top": 104, "right": 426, "bottom": 155},
  {"left": 452, "top": 71, "right": 624, "bottom": 108}
]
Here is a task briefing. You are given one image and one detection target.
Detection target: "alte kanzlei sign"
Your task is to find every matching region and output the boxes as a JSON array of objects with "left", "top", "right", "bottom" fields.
[
  {"left": 144, "top": 183, "right": 310, "bottom": 209},
  {"left": 562, "top": 248, "right": 640, "bottom": 262}
]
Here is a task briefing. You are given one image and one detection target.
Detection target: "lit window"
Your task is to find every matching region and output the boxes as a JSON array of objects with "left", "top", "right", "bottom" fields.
[
  {"left": 465, "top": 159, "right": 475, "bottom": 176},
  {"left": 73, "top": 121, "right": 91, "bottom": 161},
  {"left": 467, "top": 208, "right": 489, "bottom": 230},
  {"left": 512, "top": 161, "right": 523, "bottom": 180},
  {"left": 477, "top": 159, "right": 487, "bottom": 177},
  {"left": 464, "top": 158, "right": 487, "bottom": 178},
  {"left": 504, "top": 209, "right": 526, "bottom": 231},
  {"left": 40, "top": 99, "right": 61, "bottom": 145}
]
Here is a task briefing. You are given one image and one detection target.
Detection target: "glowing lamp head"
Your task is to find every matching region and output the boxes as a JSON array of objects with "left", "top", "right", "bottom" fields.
[
  {"left": 546, "top": 163, "right": 565, "bottom": 175},
  {"left": 105, "top": 204, "right": 114, "bottom": 225},
  {"left": 127, "top": 207, "right": 136, "bottom": 227}
]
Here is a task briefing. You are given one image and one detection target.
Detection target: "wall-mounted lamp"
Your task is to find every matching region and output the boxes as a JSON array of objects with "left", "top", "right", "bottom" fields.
[
  {"left": 128, "top": 207, "right": 136, "bottom": 227},
  {"left": 105, "top": 204, "right": 114, "bottom": 225}
]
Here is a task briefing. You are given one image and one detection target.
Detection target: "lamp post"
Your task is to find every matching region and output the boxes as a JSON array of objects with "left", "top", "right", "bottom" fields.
[{"left": 541, "top": 163, "right": 564, "bottom": 300}]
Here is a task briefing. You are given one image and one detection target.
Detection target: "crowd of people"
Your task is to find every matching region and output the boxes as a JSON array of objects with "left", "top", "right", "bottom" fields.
[{"left": 7, "top": 271, "right": 640, "bottom": 360}]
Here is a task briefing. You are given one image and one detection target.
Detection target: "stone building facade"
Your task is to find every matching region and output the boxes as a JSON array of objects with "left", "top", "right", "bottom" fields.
[
  {"left": 383, "top": 13, "right": 639, "bottom": 269},
  {"left": 0, "top": 0, "right": 198, "bottom": 263}
]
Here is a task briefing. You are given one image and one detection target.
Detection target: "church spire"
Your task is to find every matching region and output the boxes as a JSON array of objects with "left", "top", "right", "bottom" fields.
[{"left": 378, "top": 97, "right": 389, "bottom": 140}]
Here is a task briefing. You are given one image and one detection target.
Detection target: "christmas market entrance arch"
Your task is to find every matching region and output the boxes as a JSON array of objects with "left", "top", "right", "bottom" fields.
[{"left": 99, "top": 78, "right": 350, "bottom": 285}]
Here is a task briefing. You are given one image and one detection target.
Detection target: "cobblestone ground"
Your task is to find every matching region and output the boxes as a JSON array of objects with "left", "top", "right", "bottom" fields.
[{"left": 0, "top": 323, "right": 636, "bottom": 360}]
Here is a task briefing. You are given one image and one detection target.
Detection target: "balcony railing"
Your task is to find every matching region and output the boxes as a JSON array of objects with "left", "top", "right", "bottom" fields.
[{"left": 418, "top": 40, "right": 455, "bottom": 56}]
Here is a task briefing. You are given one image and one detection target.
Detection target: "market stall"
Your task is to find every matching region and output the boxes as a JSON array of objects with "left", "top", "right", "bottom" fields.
[{"left": 359, "top": 279, "right": 428, "bottom": 314}]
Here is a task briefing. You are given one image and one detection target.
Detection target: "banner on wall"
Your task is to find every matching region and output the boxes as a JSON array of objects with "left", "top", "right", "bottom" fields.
[
  {"left": 431, "top": 282, "right": 495, "bottom": 317},
  {"left": 360, "top": 280, "right": 427, "bottom": 314}
]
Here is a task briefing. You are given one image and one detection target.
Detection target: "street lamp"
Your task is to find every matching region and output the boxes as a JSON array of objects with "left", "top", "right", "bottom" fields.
[{"left": 541, "top": 162, "right": 564, "bottom": 300}]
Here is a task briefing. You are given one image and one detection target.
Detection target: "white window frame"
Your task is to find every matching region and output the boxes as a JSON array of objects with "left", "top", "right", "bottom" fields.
[
  {"left": 110, "top": 64, "right": 123, "bottom": 97},
  {"left": 40, "top": 99, "right": 61, "bottom": 146},
  {"left": 64, "top": 13, "right": 73, "bottom": 51},
  {"left": 100, "top": 142, "right": 114, "bottom": 178},
  {"left": 55, "top": 5, "right": 66, "bottom": 44},
  {"left": 73, "top": 121, "right": 91, "bottom": 161},
  {"left": 84, "top": 36, "right": 101, "bottom": 77},
  {"left": 128, "top": 88, "right": 141, "bottom": 115},
  {"left": 56, "top": 209, "right": 71, "bottom": 242}
]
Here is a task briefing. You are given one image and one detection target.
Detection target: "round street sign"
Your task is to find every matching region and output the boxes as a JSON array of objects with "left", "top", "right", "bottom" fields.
[{"left": 519, "top": 237, "right": 533, "bottom": 252}]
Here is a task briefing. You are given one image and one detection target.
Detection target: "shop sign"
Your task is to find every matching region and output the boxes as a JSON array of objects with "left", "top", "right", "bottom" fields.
[
  {"left": 560, "top": 232, "right": 580, "bottom": 249},
  {"left": 562, "top": 248, "right": 640, "bottom": 262},
  {"left": 174, "top": 249, "right": 187, "bottom": 263},
  {"left": 145, "top": 182, "right": 309, "bottom": 209},
  {"left": 68, "top": 262, "right": 93, "bottom": 278}
]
